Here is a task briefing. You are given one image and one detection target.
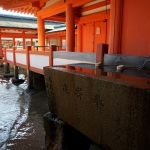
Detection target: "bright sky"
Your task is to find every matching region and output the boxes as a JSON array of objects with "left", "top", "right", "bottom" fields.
[{"left": 0, "top": 7, "right": 34, "bottom": 17}]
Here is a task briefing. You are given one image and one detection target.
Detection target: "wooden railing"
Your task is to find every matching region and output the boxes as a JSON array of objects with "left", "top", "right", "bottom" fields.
[{"left": 4, "top": 44, "right": 108, "bottom": 75}]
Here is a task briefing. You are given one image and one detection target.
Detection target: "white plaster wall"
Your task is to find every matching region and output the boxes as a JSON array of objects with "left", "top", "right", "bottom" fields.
[
  {"left": 6, "top": 52, "right": 13, "bottom": 61},
  {"left": 30, "top": 54, "right": 49, "bottom": 69},
  {"left": 15, "top": 53, "right": 26, "bottom": 65}
]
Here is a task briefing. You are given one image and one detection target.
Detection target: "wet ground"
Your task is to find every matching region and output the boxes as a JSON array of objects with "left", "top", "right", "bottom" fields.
[{"left": 0, "top": 65, "right": 49, "bottom": 150}]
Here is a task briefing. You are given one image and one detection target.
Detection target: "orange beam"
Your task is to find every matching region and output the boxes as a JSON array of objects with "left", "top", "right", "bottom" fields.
[
  {"left": 0, "top": 33, "right": 37, "bottom": 38},
  {"left": 46, "top": 16, "right": 66, "bottom": 22},
  {"left": 46, "top": 16, "right": 79, "bottom": 23},
  {"left": 71, "top": 0, "right": 93, "bottom": 7},
  {"left": 0, "top": 27, "right": 37, "bottom": 32},
  {"left": 37, "top": 0, "right": 93, "bottom": 19},
  {"left": 79, "top": 10, "right": 110, "bottom": 24},
  {"left": 40, "top": 5, "right": 66, "bottom": 19},
  {"left": 37, "top": 0, "right": 64, "bottom": 16}
]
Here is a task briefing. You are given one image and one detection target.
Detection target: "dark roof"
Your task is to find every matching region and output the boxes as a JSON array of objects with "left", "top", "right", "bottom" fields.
[{"left": 0, "top": 14, "right": 63, "bottom": 30}]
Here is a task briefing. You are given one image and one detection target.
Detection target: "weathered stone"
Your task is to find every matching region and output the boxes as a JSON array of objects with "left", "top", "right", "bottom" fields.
[
  {"left": 43, "top": 112, "right": 91, "bottom": 150},
  {"left": 89, "top": 143, "right": 105, "bottom": 150},
  {"left": 43, "top": 112, "right": 66, "bottom": 150},
  {"left": 44, "top": 67, "right": 150, "bottom": 150}
]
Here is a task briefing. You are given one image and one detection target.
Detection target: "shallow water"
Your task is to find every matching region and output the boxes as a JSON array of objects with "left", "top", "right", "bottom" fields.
[{"left": 0, "top": 66, "right": 49, "bottom": 150}]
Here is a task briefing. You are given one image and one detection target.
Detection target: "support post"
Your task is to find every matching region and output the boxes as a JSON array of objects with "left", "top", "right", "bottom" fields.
[
  {"left": 109, "top": 0, "right": 124, "bottom": 54},
  {"left": 49, "top": 45, "right": 56, "bottom": 67},
  {"left": 14, "top": 65, "right": 18, "bottom": 79},
  {"left": 27, "top": 70, "right": 33, "bottom": 89},
  {"left": 37, "top": 16, "right": 45, "bottom": 51},
  {"left": 4, "top": 63, "right": 10, "bottom": 74}
]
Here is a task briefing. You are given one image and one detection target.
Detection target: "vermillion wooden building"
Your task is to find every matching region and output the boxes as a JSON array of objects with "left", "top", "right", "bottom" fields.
[
  {"left": 0, "top": 0, "right": 149, "bottom": 55},
  {"left": 0, "top": 1, "right": 150, "bottom": 150}
]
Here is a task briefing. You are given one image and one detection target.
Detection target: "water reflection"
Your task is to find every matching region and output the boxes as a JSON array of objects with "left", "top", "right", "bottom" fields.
[
  {"left": 0, "top": 66, "right": 48, "bottom": 150},
  {"left": 0, "top": 78, "right": 30, "bottom": 149}
]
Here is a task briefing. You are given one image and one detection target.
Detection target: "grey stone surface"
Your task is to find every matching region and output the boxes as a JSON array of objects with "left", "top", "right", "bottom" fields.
[
  {"left": 43, "top": 112, "right": 66, "bottom": 150},
  {"left": 44, "top": 67, "right": 150, "bottom": 150},
  {"left": 43, "top": 112, "right": 91, "bottom": 150}
]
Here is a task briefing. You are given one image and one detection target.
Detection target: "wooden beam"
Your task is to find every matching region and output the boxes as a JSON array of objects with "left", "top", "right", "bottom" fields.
[
  {"left": 30, "top": 1, "right": 39, "bottom": 8},
  {"left": 0, "top": 27, "right": 37, "bottom": 32},
  {"left": 46, "top": 16, "right": 79, "bottom": 23},
  {"left": 40, "top": 5, "right": 66, "bottom": 19},
  {"left": 68, "top": 0, "right": 93, "bottom": 7},
  {"left": 1, "top": 32, "right": 37, "bottom": 38},
  {"left": 37, "top": 0, "right": 64, "bottom": 16}
]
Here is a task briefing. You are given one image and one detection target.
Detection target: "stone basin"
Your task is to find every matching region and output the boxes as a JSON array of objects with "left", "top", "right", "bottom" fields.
[{"left": 44, "top": 64, "right": 150, "bottom": 150}]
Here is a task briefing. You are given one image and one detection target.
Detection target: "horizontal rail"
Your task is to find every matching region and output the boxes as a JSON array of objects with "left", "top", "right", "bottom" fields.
[{"left": 4, "top": 44, "right": 108, "bottom": 74}]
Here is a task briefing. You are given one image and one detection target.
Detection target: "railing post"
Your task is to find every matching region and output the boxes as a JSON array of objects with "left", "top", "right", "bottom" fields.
[
  {"left": 26, "top": 46, "right": 33, "bottom": 89},
  {"left": 13, "top": 46, "right": 17, "bottom": 66},
  {"left": 96, "top": 44, "right": 108, "bottom": 64},
  {"left": 14, "top": 65, "right": 18, "bottom": 80},
  {"left": 13, "top": 46, "right": 18, "bottom": 80},
  {"left": 4, "top": 46, "right": 7, "bottom": 62},
  {"left": 26, "top": 46, "right": 31, "bottom": 70},
  {"left": 3, "top": 47, "right": 10, "bottom": 74},
  {"left": 49, "top": 45, "right": 56, "bottom": 67},
  {"left": 95, "top": 44, "right": 108, "bottom": 75}
]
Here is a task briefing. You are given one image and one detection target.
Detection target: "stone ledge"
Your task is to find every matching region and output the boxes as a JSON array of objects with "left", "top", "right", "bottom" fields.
[{"left": 44, "top": 67, "right": 150, "bottom": 150}]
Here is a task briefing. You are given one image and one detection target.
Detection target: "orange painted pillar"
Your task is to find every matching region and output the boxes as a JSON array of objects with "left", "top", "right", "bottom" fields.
[
  {"left": 22, "top": 31, "right": 26, "bottom": 49},
  {"left": 60, "top": 36, "right": 62, "bottom": 50},
  {"left": 37, "top": 16, "right": 45, "bottom": 51},
  {"left": 109, "top": 0, "right": 124, "bottom": 54},
  {"left": 13, "top": 37, "right": 15, "bottom": 46},
  {"left": 0, "top": 30, "right": 2, "bottom": 55},
  {"left": 31, "top": 38, "right": 33, "bottom": 46},
  {"left": 66, "top": 4, "right": 75, "bottom": 52},
  {"left": 77, "top": 23, "right": 82, "bottom": 52}
]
